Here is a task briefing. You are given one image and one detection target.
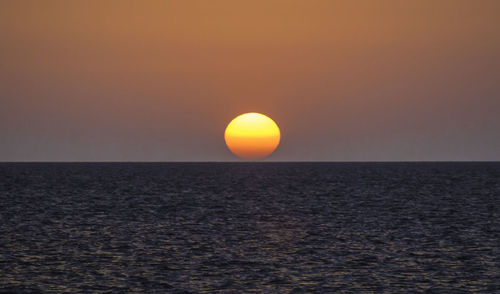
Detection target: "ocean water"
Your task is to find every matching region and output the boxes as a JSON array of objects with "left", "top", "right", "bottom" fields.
[{"left": 0, "top": 162, "right": 499, "bottom": 293}]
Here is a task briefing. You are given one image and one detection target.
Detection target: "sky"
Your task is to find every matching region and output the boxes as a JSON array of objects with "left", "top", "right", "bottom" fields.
[{"left": 1, "top": 0, "right": 499, "bottom": 161}]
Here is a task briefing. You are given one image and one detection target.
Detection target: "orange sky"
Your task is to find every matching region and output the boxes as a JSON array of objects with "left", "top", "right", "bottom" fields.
[{"left": 1, "top": 0, "right": 499, "bottom": 161}]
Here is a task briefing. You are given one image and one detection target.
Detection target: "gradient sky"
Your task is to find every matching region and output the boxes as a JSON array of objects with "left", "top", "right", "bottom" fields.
[{"left": 1, "top": 0, "right": 499, "bottom": 161}]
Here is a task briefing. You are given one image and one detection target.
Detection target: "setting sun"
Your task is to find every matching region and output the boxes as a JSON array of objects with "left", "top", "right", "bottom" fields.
[{"left": 224, "top": 113, "right": 280, "bottom": 160}]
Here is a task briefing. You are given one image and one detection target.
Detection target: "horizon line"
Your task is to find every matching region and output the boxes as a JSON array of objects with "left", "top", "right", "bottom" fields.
[{"left": 1, "top": 160, "right": 499, "bottom": 163}]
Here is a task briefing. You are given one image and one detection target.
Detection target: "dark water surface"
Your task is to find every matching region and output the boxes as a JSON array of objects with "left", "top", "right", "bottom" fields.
[{"left": 1, "top": 162, "right": 499, "bottom": 293}]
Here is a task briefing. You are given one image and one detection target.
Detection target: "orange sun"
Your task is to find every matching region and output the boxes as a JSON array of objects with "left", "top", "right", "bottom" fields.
[{"left": 224, "top": 113, "right": 281, "bottom": 160}]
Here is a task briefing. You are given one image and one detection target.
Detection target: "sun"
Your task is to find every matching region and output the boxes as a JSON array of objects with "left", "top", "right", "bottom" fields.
[{"left": 224, "top": 113, "right": 281, "bottom": 160}]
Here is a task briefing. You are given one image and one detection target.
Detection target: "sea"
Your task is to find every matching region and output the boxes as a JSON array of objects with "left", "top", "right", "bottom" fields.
[{"left": 1, "top": 162, "right": 499, "bottom": 293}]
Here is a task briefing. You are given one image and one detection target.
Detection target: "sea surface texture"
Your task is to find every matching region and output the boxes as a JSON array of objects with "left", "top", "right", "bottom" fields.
[{"left": 1, "top": 162, "right": 499, "bottom": 293}]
